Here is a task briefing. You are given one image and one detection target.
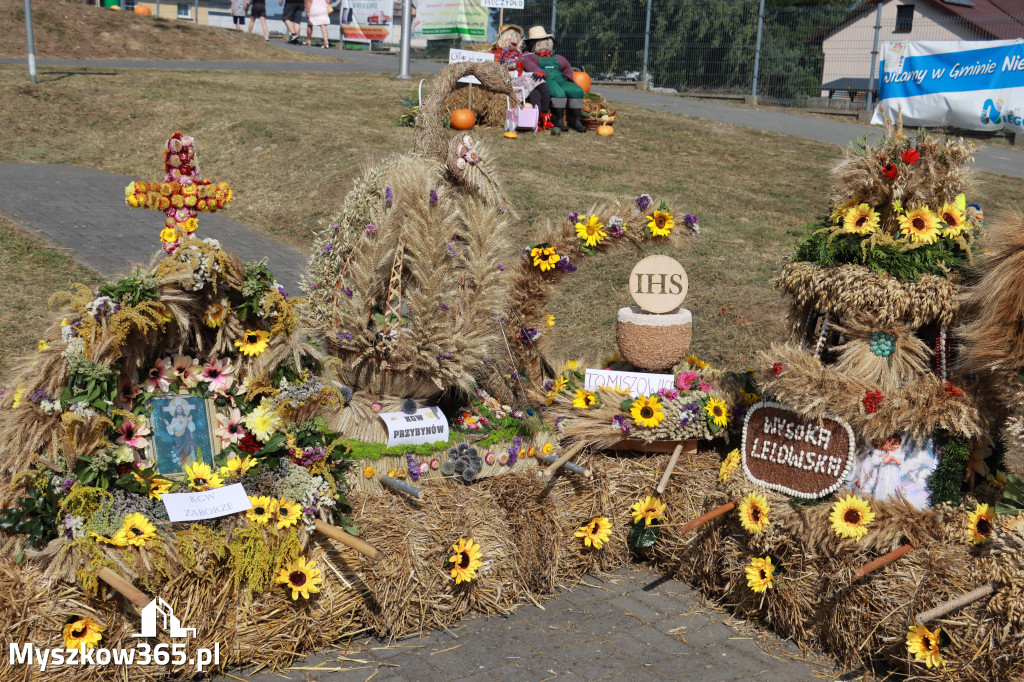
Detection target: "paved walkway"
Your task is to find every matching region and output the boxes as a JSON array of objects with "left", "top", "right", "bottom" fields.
[
  {"left": 3, "top": 46, "right": 1023, "bottom": 178},
  {"left": 0, "top": 163, "right": 308, "bottom": 294},
  {"left": 212, "top": 567, "right": 838, "bottom": 682}
]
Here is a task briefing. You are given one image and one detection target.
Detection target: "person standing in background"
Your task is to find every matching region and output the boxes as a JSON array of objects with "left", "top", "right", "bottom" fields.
[
  {"left": 246, "top": 0, "right": 269, "bottom": 39},
  {"left": 280, "top": 0, "right": 305, "bottom": 43},
  {"left": 230, "top": 0, "right": 246, "bottom": 30},
  {"left": 305, "top": 0, "right": 331, "bottom": 48}
]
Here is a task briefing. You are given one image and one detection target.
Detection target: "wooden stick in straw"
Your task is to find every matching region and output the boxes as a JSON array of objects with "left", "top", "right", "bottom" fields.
[
  {"left": 916, "top": 583, "right": 996, "bottom": 623},
  {"left": 314, "top": 519, "right": 383, "bottom": 562},
  {"left": 97, "top": 567, "right": 151, "bottom": 610},
  {"left": 540, "top": 442, "right": 588, "bottom": 479},
  {"left": 656, "top": 443, "right": 685, "bottom": 494},
  {"left": 379, "top": 474, "right": 425, "bottom": 500},
  {"left": 676, "top": 501, "right": 736, "bottom": 535},
  {"left": 854, "top": 543, "right": 913, "bottom": 578}
]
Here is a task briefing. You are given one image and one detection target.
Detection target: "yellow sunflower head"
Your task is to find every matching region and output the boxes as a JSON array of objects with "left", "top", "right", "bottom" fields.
[
  {"left": 234, "top": 329, "right": 270, "bottom": 357},
  {"left": 938, "top": 202, "right": 967, "bottom": 237},
  {"left": 830, "top": 197, "right": 859, "bottom": 223},
  {"left": 906, "top": 624, "right": 945, "bottom": 668},
  {"left": 119, "top": 513, "right": 157, "bottom": 547},
  {"left": 898, "top": 206, "right": 941, "bottom": 245},
  {"left": 530, "top": 246, "right": 561, "bottom": 272},
  {"left": 275, "top": 555, "right": 323, "bottom": 600},
  {"left": 685, "top": 354, "right": 708, "bottom": 370},
  {"left": 448, "top": 537, "right": 483, "bottom": 584},
  {"left": 745, "top": 555, "right": 776, "bottom": 593},
  {"left": 184, "top": 461, "right": 224, "bottom": 491},
  {"left": 719, "top": 449, "right": 741, "bottom": 484},
  {"left": 966, "top": 503, "right": 995, "bottom": 545},
  {"left": 630, "top": 495, "right": 666, "bottom": 526},
  {"left": 219, "top": 455, "right": 256, "bottom": 478},
  {"left": 204, "top": 300, "right": 228, "bottom": 328},
  {"left": 647, "top": 210, "right": 674, "bottom": 237},
  {"left": 630, "top": 395, "right": 665, "bottom": 428},
  {"left": 704, "top": 397, "right": 730, "bottom": 427},
  {"left": 63, "top": 617, "right": 104, "bottom": 651},
  {"left": 574, "top": 516, "right": 613, "bottom": 549},
  {"left": 829, "top": 494, "right": 875, "bottom": 541},
  {"left": 247, "top": 495, "right": 278, "bottom": 525},
  {"left": 575, "top": 214, "right": 607, "bottom": 247},
  {"left": 738, "top": 492, "right": 771, "bottom": 535},
  {"left": 572, "top": 389, "right": 597, "bottom": 410},
  {"left": 276, "top": 498, "right": 303, "bottom": 529},
  {"left": 841, "top": 203, "right": 880, "bottom": 236}
]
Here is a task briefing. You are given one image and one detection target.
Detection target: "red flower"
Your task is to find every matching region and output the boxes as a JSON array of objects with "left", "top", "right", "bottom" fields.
[
  {"left": 772, "top": 363, "right": 785, "bottom": 377},
  {"left": 863, "top": 390, "right": 884, "bottom": 414},
  {"left": 238, "top": 432, "right": 262, "bottom": 454},
  {"left": 901, "top": 148, "right": 921, "bottom": 164},
  {"left": 880, "top": 163, "right": 898, "bottom": 180},
  {"left": 944, "top": 381, "right": 963, "bottom": 398}
]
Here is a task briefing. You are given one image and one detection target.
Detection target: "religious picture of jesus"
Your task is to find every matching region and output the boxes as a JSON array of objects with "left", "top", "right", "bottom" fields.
[{"left": 147, "top": 394, "right": 219, "bottom": 478}]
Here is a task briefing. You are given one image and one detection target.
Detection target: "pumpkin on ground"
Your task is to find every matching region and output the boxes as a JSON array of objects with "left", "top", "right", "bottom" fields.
[
  {"left": 450, "top": 109, "right": 476, "bottom": 130},
  {"left": 133, "top": 4, "right": 151, "bottom": 13},
  {"left": 573, "top": 71, "right": 592, "bottom": 93},
  {"left": 597, "top": 124, "right": 614, "bottom": 136}
]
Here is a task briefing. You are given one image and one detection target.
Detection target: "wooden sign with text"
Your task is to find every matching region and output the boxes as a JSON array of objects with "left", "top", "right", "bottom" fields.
[
  {"left": 629, "top": 255, "right": 688, "bottom": 313},
  {"left": 741, "top": 402, "right": 855, "bottom": 498}
]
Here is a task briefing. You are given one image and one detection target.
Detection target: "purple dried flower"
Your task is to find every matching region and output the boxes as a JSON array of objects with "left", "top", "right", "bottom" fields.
[
  {"left": 497, "top": 264, "right": 505, "bottom": 271},
  {"left": 331, "top": 222, "right": 339, "bottom": 231},
  {"left": 568, "top": 211, "right": 580, "bottom": 223},
  {"left": 515, "top": 327, "right": 539, "bottom": 343},
  {"left": 59, "top": 478, "right": 76, "bottom": 495},
  {"left": 385, "top": 186, "right": 393, "bottom": 206},
  {"left": 521, "top": 247, "right": 530, "bottom": 258},
  {"left": 406, "top": 452, "right": 421, "bottom": 481},
  {"left": 683, "top": 213, "right": 699, "bottom": 233},
  {"left": 441, "top": 304, "right": 449, "bottom": 311},
  {"left": 341, "top": 286, "right": 353, "bottom": 297},
  {"left": 309, "top": 283, "right": 318, "bottom": 289},
  {"left": 336, "top": 331, "right": 353, "bottom": 340},
  {"left": 612, "top": 414, "right": 631, "bottom": 435},
  {"left": 322, "top": 243, "right": 334, "bottom": 254},
  {"left": 429, "top": 189, "right": 438, "bottom": 205},
  {"left": 29, "top": 388, "right": 49, "bottom": 403},
  {"left": 507, "top": 436, "right": 521, "bottom": 467},
  {"left": 498, "top": 206, "right": 505, "bottom": 214},
  {"left": 364, "top": 223, "right": 377, "bottom": 234},
  {"left": 277, "top": 286, "right": 290, "bottom": 298},
  {"left": 447, "top": 244, "right": 456, "bottom": 258},
  {"left": 636, "top": 194, "right": 652, "bottom": 211}
]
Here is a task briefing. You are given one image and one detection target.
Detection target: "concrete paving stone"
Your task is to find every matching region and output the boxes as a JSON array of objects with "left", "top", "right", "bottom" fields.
[
  {"left": 675, "top": 622, "right": 737, "bottom": 651},
  {"left": 512, "top": 626, "right": 570, "bottom": 652},
  {"left": 609, "top": 664, "right": 672, "bottom": 681},
  {"left": 629, "top": 627, "right": 695, "bottom": 658},
  {"left": 602, "top": 631, "right": 671, "bottom": 664},
  {"left": 607, "top": 595, "right": 666, "bottom": 623},
  {"left": 500, "top": 652, "right": 562, "bottom": 678},
  {"left": 544, "top": 639, "right": 612, "bottom": 667},
  {"left": 717, "top": 645, "right": 774, "bottom": 677},
  {"left": 654, "top": 613, "right": 714, "bottom": 635},
  {"left": 575, "top": 612, "right": 639, "bottom": 637},
  {"left": 647, "top": 654, "right": 728, "bottom": 680},
  {"left": 565, "top": 653, "right": 638, "bottom": 680},
  {"left": 484, "top": 662, "right": 543, "bottom": 682}
]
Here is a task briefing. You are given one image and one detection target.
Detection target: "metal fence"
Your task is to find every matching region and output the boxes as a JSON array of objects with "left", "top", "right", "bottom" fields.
[{"left": 507, "top": 1, "right": 1024, "bottom": 107}]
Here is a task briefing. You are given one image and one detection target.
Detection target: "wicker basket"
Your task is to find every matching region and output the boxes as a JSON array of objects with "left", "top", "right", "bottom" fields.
[{"left": 583, "top": 117, "right": 604, "bottom": 131}]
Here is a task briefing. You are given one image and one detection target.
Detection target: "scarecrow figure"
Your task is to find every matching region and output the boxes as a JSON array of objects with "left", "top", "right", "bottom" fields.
[
  {"left": 522, "top": 25, "right": 587, "bottom": 133},
  {"left": 491, "top": 23, "right": 554, "bottom": 129}
]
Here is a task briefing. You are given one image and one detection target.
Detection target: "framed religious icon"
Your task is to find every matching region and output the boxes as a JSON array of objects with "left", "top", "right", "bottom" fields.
[{"left": 147, "top": 394, "right": 220, "bottom": 478}]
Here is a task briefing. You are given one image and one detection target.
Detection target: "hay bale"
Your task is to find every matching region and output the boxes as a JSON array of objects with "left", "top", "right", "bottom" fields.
[
  {"left": 443, "top": 85, "right": 509, "bottom": 128},
  {"left": 351, "top": 486, "right": 522, "bottom": 640}
]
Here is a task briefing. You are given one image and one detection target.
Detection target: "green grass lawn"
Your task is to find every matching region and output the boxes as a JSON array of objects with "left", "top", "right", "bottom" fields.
[{"left": 2, "top": 65, "right": 1023, "bottom": 382}]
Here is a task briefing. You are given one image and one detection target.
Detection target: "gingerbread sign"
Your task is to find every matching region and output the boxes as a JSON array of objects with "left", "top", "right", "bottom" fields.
[{"left": 741, "top": 402, "right": 855, "bottom": 498}]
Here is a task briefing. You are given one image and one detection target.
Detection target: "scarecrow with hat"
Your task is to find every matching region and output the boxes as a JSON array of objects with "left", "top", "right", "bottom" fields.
[
  {"left": 522, "top": 25, "right": 587, "bottom": 133},
  {"left": 491, "top": 23, "right": 555, "bottom": 129}
]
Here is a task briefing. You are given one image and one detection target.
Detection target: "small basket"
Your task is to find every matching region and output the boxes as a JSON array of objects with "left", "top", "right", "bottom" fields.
[{"left": 582, "top": 117, "right": 603, "bottom": 131}]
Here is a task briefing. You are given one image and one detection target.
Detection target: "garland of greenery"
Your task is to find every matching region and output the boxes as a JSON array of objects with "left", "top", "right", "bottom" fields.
[{"left": 928, "top": 430, "right": 970, "bottom": 507}]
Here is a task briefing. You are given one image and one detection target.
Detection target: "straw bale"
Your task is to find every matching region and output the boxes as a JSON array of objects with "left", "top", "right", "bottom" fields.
[
  {"left": 350, "top": 486, "right": 522, "bottom": 640},
  {"left": 443, "top": 86, "right": 510, "bottom": 128}
]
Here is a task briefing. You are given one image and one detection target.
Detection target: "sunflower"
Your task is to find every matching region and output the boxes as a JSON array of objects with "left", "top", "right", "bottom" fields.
[
  {"left": 647, "top": 210, "right": 674, "bottom": 237},
  {"left": 204, "top": 300, "right": 228, "bottom": 328},
  {"left": 898, "top": 206, "right": 942, "bottom": 245},
  {"left": 966, "top": 503, "right": 995, "bottom": 544},
  {"left": 631, "top": 495, "right": 666, "bottom": 526},
  {"left": 841, "top": 203, "right": 880, "bottom": 236},
  {"left": 575, "top": 214, "right": 607, "bottom": 247},
  {"left": 685, "top": 354, "right": 708, "bottom": 370},
  {"left": 829, "top": 494, "right": 875, "bottom": 541},
  {"left": 938, "top": 202, "right": 967, "bottom": 237},
  {"left": 575, "top": 516, "right": 613, "bottom": 549},
  {"left": 738, "top": 493, "right": 771, "bottom": 534},
  {"left": 552, "top": 375, "right": 568, "bottom": 393},
  {"left": 630, "top": 395, "right": 665, "bottom": 428},
  {"left": 572, "top": 389, "right": 597, "bottom": 409},
  {"left": 247, "top": 495, "right": 277, "bottom": 524},
  {"left": 62, "top": 617, "right": 104, "bottom": 650},
  {"left": 184, "top": 461, "right": 223, "bottom": 491},
  {"left": 275, "top": 556, "right": 323, "bottom": 600},
  {"left": 234, "top": 329, "right": 270, "bottom": 356},
  {"left": 276, "top": 498, "right": 302, "bottom": 529},
  {"left": 448, "top": 537, "right": 483, "bottom": 584},
  {"left": 219, "top": 455, "right": 256, "bottom": 478},
  {"left": 530, "top": 246, "right": 561, "bottom": 272},
  {"left": 906, "top": 624, "right": 945, "bottom": 668},
  {"left": 718, "top": 449, "right": 741, "bottom": 483},
  {"left": 704, "top": 397, "right": 730, "bottom": 427},
  {"left": 830, "top": 196, "right": 859, "bottom": 223},
  {"left": 745, "top": 556, "right": 776, "bottom": 593},
  {"left": 117, "top": 513, "right": 157, "bottom": 547}
]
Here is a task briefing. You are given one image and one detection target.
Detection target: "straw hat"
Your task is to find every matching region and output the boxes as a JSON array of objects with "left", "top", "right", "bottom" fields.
[
  {"left": 497, "top": 23, "right": 524, "bottom": 37},
  {"left": 525, "top": 26, "right": 553, "bottom": 41}
]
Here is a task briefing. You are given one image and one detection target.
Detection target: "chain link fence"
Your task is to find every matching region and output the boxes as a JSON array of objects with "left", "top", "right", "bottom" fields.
[{"left": 508, "top": 0, "right": 1024, "bottom": 108}]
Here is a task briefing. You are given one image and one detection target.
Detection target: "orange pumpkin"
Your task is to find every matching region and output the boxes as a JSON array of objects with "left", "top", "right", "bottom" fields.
[
  {"left": 133, "top": 4, "right": 152, "bottom": 13},
  {"left": 572, "top": 71, "right": 592, "bottom": 93},
  {"left": 597, "top": 124, "right": 614, "bottom": 136},
  {"left": 450, "top": 109, "right": 476, "bottom": 130}
]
